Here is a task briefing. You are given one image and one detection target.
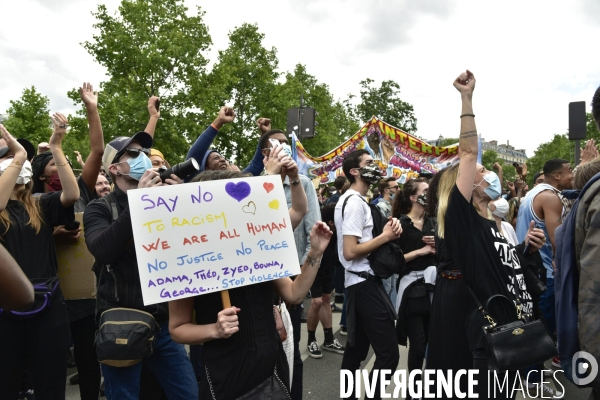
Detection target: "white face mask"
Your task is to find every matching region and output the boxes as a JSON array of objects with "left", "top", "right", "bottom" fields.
[
  {"left": 0, "top": 159, "right": 33, "bottom": 185},
  {"left": 490, "top": 197, "right": 510, "bottom": 218}
]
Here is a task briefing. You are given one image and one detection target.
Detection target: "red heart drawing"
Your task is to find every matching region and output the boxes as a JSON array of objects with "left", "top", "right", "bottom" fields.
[{"left": 263, "top": 182, "right": 275, "bottom": 193}]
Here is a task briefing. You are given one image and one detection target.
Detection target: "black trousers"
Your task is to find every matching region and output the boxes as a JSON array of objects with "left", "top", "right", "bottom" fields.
[
  {"left": 341, "top": 281, "right": 399, "bottom": 400},
  {"left": 288, "top": 303, "right": 303, "bottom": 400},
  {"left": 0, "top": 297, "right": 70, "bottom": 400},
  {"left": 71, "top": 314, "right": 101, "bottom": 400},
  {"left": 405, "top": 314, "right": 429, "bottom": 397}
]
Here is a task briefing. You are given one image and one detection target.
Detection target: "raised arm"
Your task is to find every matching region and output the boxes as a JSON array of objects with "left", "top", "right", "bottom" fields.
[
  {"left": 243, "top": 118, "right": 272, "bottom": 176},
  {"left": 0, "top": 125, "right": 28, "bottom": 212},
  {"left": 186, "top": 107, "right": 235, "bottom": 163},
  {"left": 454, "top": 70, "right": 478, "bottom": 202},
  {"left": 273, "top": 222, "right": 332, "bottom": 304},
  {"left": 144, "top": 96, "right": 160, "bottom": 138},
  {"left": 79, "top": 83, "right": 105, "bottom": 193},
  {"left": 49, "top": 113, "right": 79, "bottom": 207}
]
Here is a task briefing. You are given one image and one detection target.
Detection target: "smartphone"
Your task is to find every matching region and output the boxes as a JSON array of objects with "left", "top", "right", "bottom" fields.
[
  {"left": 65, "top": 220, "right": 81, "bottom": 231},
  {"left": 155, "top": 98, "right": 160, "bottom": 112},
  {"left": 522, "top": 224, "right": 542, "bottom": 255}
]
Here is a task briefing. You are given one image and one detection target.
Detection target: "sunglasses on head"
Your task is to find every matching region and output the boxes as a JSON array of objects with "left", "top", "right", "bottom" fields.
[{"left": 123, "top": 148, "right": 150, "bottom": 158}]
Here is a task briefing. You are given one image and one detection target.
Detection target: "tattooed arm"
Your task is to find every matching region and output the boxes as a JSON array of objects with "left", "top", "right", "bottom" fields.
[
  {"left": 453, "top": 70, "right": 479, "bottom": 202},
  {"left": 273, "top": 222, "right": 332, "bottom": 303}
]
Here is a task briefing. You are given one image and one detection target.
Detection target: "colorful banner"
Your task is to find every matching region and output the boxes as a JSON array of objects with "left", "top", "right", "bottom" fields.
[
  {"left": 127, "top": 176, "right": 300, "bottom": 305},
  {"left": 293, "top": 117, "right": 460, "bottom": 184}
]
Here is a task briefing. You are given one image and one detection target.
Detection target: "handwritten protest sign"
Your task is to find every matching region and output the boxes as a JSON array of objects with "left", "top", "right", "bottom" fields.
[{"left": 128, "top": 175, "right": 300, "bottom": 305}]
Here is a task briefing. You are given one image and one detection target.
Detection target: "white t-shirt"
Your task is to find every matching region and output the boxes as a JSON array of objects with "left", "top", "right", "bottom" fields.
[
  {"left": 501, "top": 221, "right": 519, "bottom": 247},
  {"left": 334, "top": 189, "right": 374, "bottom": 288}
]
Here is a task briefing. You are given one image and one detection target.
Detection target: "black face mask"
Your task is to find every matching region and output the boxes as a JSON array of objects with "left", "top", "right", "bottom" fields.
[
  {"left": 416, "top": 193, "right": 427, "bottom": 207},
  {"left": 357, "top": 165, "right": 382, "bottom": 184}
]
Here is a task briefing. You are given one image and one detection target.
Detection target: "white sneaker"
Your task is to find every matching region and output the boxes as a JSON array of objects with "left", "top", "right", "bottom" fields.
[{"left": 526, "top": 382, "right": 564, "bottom": 398}]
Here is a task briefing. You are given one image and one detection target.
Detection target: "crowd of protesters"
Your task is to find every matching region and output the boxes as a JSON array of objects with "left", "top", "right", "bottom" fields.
[{"left": 1, "top": 72, "right": 600, "bottom": 400}]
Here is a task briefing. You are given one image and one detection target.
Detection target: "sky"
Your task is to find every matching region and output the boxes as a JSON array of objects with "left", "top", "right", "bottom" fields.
[{"left": 1, "top": 0, "right": 599, "bottom": 157}]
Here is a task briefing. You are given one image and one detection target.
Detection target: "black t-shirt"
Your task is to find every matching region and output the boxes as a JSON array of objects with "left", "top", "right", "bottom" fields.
[
  {"left": 398, "top": 215, "right": 437, "bottom": 277},
  {"left": 74, "top": 176, "right": 98, "bottom": 213},
  {"left": 442, "top": 186, "right": 532, "bottom": 324},
  {"left": 1, "top": 191, "right": 74, "bottom": 279}
]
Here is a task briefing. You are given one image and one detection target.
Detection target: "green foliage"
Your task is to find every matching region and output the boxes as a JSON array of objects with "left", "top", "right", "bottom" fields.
[
  {"left": 526, "top": 134, "right": 575, "bottom": 186},
  {"left": 80, "top": 0, "right": 212, "bottom": 163},
  {"left": 2, "top": 86, "right": 52, "bottom": 146},
  {"left": 269, "top": 64, "right": 360, "bottom": 157},
  {"left": 198, "top": 23, "right": 279, "bottom": 166},
  {"left": 481, "top": 150, "right": 501, "bottom": 171},
  {"left": 351, "top": 79, "right": 417, "bottom": 134},
  {"left": 587, "top": 112, "right": 600, "bottom": 141},
  {"left": 439, "top": 137, "right": 459, "bottom": 147}
]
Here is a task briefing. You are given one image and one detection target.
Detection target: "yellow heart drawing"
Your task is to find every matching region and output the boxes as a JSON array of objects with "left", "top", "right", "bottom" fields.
[
  {"left": 268, "top": 199, "right": 279, "bottom": 210},
  {"left": 242, "top": 201, "right": 257, "bottom": 215}
]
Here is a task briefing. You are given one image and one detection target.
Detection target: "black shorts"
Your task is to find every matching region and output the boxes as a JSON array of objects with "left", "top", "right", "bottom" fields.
[{"left": 310, "top": 263, "right": 333, "bottom": 298}]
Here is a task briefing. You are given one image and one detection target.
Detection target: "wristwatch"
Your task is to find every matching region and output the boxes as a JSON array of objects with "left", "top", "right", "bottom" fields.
[{"left": 291, "top": 180, "right": 300, "bottom": 186}]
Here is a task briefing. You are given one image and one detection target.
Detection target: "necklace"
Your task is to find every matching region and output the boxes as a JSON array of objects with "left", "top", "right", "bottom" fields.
[{"left": 408, "top": 214, "right": 424, "bottom": 223}]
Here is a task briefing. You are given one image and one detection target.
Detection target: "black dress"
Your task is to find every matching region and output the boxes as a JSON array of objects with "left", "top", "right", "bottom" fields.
[
  {"left": 426, "top": 186, "right": 531, "bottom": 399},
  {"left": 194, "top": 281, "right": 290, "bottom": 399}
]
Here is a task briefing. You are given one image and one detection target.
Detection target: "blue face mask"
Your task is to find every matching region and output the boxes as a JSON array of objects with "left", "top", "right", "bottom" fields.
[
  {"left": 474, "top": 171, "right": 502, "bottom": 200},
  {"left": 389, "top": 193, "right": 396, "bottom": 201},
  {"left": 120, "top": 153, "right": 152, "bottom": 181}
]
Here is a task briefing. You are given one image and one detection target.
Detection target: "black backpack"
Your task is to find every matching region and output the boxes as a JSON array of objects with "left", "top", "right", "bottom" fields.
[{"left": 341, "top": 195, "right": 405, "bottom": 279}]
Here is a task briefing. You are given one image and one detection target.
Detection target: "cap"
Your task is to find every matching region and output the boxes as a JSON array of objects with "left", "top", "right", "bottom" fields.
[
  {"left": 150, "top": 148, "right": 165, "bottom": 160},
  {"left": 102, "top": 131, "right": 153, "bottom": 172},
  {"left": 533, "top": 170, "right": 544, "bottom": 182},
  {"left": 0, "top": 138, "right": 36, "bottom": 161}
]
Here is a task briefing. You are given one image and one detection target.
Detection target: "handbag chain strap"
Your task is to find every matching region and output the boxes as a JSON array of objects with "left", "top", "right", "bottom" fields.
[
  {"left": 204, "top": 342, "right": 291, "bottom": 400},
  {"left": 464, "top": 259, "right": 527, "bottom": 330},
  {"left": 205, "top": 366, "right": 217, "bottom": 400}
]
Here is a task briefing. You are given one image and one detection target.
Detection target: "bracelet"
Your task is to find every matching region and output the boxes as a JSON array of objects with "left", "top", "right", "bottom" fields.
[
  {"left": 55, "top": 163, "right": 68, "bottom": 166},
  {"left": 460, "top": 113, "right": 475, "bottom": 118}
]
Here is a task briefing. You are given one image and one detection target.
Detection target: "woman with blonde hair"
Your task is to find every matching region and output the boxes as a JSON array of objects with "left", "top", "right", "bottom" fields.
[
  {"left": 425, "top": 71, "right": 546, "bottom": 398},
  {"left": 0, "top": 117, "right": 80, "bottom": 399}
]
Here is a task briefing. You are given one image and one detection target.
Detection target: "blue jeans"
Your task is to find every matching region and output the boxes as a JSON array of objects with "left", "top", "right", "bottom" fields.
[
  {"left": 101, "top": 323, "right": 197, "bottom": 400},
  {"left": 524, "top": 277, "right": 556, "bottom": 384},
  {"left": 382, "top": 274, "right": 398, "bottom": 308}
]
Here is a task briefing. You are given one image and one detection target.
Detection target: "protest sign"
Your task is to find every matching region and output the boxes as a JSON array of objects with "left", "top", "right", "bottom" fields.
[
  {"left": 56, "top": 212, "right": 96, "bottom": 300},
  {"left": 128, "top": 175, "right": 300, "bottom": 306}
]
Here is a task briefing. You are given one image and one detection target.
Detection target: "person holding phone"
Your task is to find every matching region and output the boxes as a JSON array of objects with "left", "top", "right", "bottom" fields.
[{"left": 391, "top": 177, "right": 437, "bottom": 399}]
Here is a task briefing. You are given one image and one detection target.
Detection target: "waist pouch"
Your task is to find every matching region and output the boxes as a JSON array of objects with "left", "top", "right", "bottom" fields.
[
  {"left": 0, "top": 277, "right": 60, "bottom": 320},
  {"left": 405, "top": 280, "right": 431, "bottom": 317},
  {"left": 96, "top": 307, "right": 156, "bottom": 367}
]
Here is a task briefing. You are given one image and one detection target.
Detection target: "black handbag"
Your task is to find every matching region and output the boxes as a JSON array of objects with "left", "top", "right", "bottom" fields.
[
  {"left": 206, "top": 345, "right": 291, "bottom": 400},
  {"left": 405, "top": 278, "right": 431, "bottom": 317},
  {"left": 466, "top": 267, "right": 557, "bottom": 371}
]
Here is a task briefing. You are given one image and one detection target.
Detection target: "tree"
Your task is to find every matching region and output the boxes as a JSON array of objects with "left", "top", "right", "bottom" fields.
[
  {"left": 196, "top": 23, "right": 279, "bottom": 166},
  {"left": 269, "top": 64, "right": 360, "bottom": 157},
  {"left": 2, "top": 86, "right": 52, "bottom": 147},
  {"left": 526, "top": 134, "right": 575, "bottom": 186},
  {"left": 78, "top": 0, "right": 212, "bottom": 163},
  {"left": 481, "top": 150, "right": 502, "bottom": 172},
  {"left": 352, "top": 79, "right": 417, "bottom": 134}
]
